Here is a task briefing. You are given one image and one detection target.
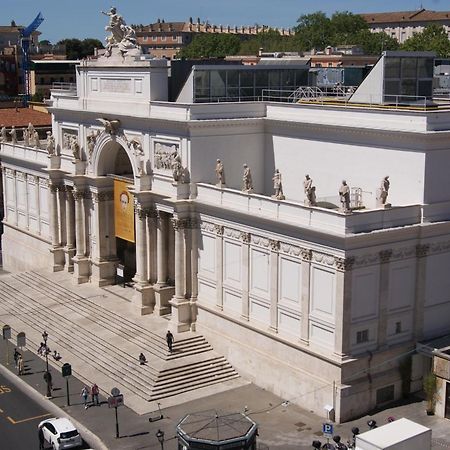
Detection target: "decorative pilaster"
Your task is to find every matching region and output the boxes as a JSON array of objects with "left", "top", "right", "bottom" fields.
[
  {"left": 72, "top": 188, "right": 90, "bottom": 283},
  {"left": 65, "top": 186, "right": 76, "bottom": 272},
  {"left": 169, "top": 218, "right": 191, "bottom": 332},
  {"left": 134, "top": 203, "right": 148, "bottom": 285},
  {"left": 241, "top": 232, "right": 251, "bottom": 320},
  {"left": 300, "top": 248, "right": 312, "bottom": 345},
  {"left": 147, "top": 209, "right": 158, "bottom": 284},
  {"left": 334, "top": 256, "right": 355, "bottom": 357},
  {"left": 215, "top": 224, "right": 224, "bottom": 311},
  {"left": 49, "top": 183, "right": 65, "bottom": 272},
  {"left": 189, "top": 219, "right": 199, "bottom": 328},
  {"left": 414, "top": 244, "right": 429, "bottom": 341},
  {"left": 377, "top": 249, "right": 392, "bottom": 349},
  {"left": 269, "top": 239, "right": 279, "bottom": 333}
]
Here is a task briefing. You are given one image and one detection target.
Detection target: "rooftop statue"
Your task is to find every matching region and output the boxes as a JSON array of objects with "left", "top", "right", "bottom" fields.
[{"left": 101, "top": 7, "right": 140, "bottom": 57}]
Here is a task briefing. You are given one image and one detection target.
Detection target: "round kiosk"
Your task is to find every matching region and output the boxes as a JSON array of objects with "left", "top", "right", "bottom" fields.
[{"left": 176, "top": 410, "right": 258, "bottom": 450}]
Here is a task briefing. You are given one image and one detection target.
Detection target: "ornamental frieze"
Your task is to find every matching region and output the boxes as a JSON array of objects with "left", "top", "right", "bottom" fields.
[{"left": 154, "top": 141, "right": 180, "bottom": 170}]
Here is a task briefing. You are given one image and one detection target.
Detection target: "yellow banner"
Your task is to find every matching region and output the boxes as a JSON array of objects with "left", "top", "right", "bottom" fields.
[{"left": 114, "top": 180, "right": 135, "bottom": 243}]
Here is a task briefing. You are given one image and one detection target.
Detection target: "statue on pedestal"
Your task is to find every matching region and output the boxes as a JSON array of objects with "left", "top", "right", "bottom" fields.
[
  {"left": 339, "top": 180, "right": 351, "bottom": 213},
  {"left": 303, "top": 174, "right": 317, "bottom": 206},
  {"left": 71, "top": 136, "right": 80, "bottom": 160},
  {"left": 376, "top": 175, "right": 390, "bottom": 207},
  {"left": 33, "top": 130, "right": 41, "bottom": 149},
  {"left": 0, "top": 125, "right": 6, "bottom": 142},
  {"left": 215, "top": 159, "right": 225, "bottom": 186},
  {"left": 23, "top": 128, "right": 29, "bottom": 147},
  {"left": 46, "top": 131, "right": 55, "bottom": 156},
  {"left": 9, "top": 126, "right": 17, "bottom": 144},
  {"left": 171, "top": 151, "right": 184, "bottom": 182},
  {"left": 242, "top": 164, "right": 253, "bottom": 192},
  {"left": 272, "top": 169, "right": 285, "bottom": 200},
  {"left": 28, "top": 123, "right": 36, "bottom": 147}
]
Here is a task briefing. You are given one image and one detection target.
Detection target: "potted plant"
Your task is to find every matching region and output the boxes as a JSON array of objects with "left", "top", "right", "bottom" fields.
[{"left": 423, "top": 372, "right": 437, "bottom": 415}]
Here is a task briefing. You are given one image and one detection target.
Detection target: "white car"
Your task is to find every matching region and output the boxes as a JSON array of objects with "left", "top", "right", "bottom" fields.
[{"left": 38, "top": 417, "right": 83, "bottom": 450}]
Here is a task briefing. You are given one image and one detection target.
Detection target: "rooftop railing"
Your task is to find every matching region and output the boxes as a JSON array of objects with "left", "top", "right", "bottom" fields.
[{"left": 51, "top": 82, "right": 77, "bottom": 92}]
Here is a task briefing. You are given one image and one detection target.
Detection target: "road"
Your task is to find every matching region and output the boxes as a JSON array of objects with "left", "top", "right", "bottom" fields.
[{"left": 0, "top": 369, "right": 52, "bottom": 449}]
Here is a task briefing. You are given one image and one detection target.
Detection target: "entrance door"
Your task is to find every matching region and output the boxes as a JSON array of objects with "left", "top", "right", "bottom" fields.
[
  {"left": 446, "top": 382, "right": 450, "bottom": 419},
  {"left": 116, "top": 237, "right": 136, "bottom": 282}
]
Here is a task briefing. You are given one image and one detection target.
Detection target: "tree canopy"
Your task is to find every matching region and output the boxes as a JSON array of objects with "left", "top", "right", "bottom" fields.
[
  {"left": 56, "top": 38, "right": 104, "bottom": 59},
  {"left": 177, "top": 34, "right": 241, "bottom": 58},
  {"left": 401, "top": 24, "right": 450, "bottom": 57}
]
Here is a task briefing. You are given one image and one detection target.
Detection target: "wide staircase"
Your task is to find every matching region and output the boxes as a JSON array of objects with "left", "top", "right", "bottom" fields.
[{"left": 0, "top": 270, "right": 245, "bottom": 414}]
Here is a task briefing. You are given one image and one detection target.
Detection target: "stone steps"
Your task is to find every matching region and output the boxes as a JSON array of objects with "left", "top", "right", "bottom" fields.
[{"left": 0, "top": 270, "right": 243, "bottom": 413}]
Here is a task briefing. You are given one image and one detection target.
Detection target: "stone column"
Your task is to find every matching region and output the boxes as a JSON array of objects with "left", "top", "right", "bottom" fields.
[
  {"left": 132, "top": 204, "right": 154, "bottom": 315},
  {"left": 189, "top": 219, "right": 199, "bottom": 328},
  {"left": 241, "top": 232, "right": 251, "bottom": 321},
  {"left": 377, "top": 249, "right": 392, "bottom": 349},
  {"left": 334, "top": 256, "right": 354, "bottom": 358},
  {"left": 413, "top": 244, "right": 429, "bottom": 341},
  {"left": 269, "top": 239, "right": 279, "bottom": 333},
  {"left": 215, "top": 224, "right": 224, "bottom": 310},
  {"left": 169, "top": 218, "right": 191, "bottom": 332},
  {"left": 72, "top": 188, "right": 90, "bottom": 283},
  {"left": 49, "top": 183, "right": 65, "bottom": 271},
  {"left": 154, "top": 211, "right": 174, "bottom": 316},
  {"left": 300, "top": 248, "right": 312, "bottom": 345},
  {"left": 65, "top": 186, "right": 76, "bottom": 272},
  {"left": 147, "top": 210, "right": 158, "bottom": 284}
]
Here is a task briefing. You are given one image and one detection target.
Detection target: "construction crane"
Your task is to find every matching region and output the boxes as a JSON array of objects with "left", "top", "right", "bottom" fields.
[{"left": 20, "top": 12, "right": 44, "bottom": 105}]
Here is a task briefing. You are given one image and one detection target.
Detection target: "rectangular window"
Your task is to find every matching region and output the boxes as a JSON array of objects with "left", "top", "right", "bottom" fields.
[
  {"left": 356, "top": 329, "right": 369, "bottom": 344},
  {"left": 161, "top": 36, "right": 166, "bottom": 41},
  {"left": 152, "top": 36, "right": 157, "bottom": 41},
  {"left": 395, "top": 321, "right": 402, "bottom": 334}
]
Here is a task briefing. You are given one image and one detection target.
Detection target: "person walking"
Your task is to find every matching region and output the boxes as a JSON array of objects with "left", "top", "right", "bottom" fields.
[
  {"left": 91, "top": 383, "right": 100, "bottom": 406},
  {"left": 166, "top": 330, "right": 174, "bottom": 353},
  {"left": 17, "top": 355, "right": 24, "bottom": 375},
  {"left": 81, "top": 385, "right": 90, "bottom": 409}
]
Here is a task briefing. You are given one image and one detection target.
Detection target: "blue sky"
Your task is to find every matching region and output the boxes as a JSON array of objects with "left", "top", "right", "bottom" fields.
[{"left": 2, "top": 0, "right": 447, "bottom": 43}]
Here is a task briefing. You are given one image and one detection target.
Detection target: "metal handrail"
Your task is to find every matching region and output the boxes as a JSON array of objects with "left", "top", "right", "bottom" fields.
[{"left": 51, "top": 82, "right": 76, "bottom": 91}]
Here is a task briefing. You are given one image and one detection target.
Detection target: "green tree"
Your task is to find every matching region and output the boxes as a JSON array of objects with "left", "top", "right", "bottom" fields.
[
  {"left": 57, "top": 38, "right": 104, "bottom": 59},
  {"left": 177, "top": 34, "right": 241, "bottom": 58},
  {"left": 239, "top": 29, "right": 295, "bottom": 55},
  {"left": 293, "top": 11, "right": 333, "bottom": 50},
  {"left": 354, "top": 30, "right": 399, "bottom": 55},
  {"left": 401, "top": 24, "right": 450, "bottom": 57},
  {"left": 330, "top": 11, "right": 368, "bottom": 45}
]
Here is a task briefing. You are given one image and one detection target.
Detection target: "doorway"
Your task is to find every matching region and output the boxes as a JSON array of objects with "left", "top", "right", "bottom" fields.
[{"left": 116, "top": 237, "right": 136, "bottom": 282}]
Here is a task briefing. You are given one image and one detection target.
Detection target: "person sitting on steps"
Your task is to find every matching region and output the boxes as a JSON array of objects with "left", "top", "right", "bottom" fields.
[{"left": 139, "top": 353, "right": 147, "bottom": 365}]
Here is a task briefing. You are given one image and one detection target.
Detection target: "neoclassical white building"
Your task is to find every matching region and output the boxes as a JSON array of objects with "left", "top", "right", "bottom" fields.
[{"left": 2, "top": 41, "right": 450, "bottom": 422}]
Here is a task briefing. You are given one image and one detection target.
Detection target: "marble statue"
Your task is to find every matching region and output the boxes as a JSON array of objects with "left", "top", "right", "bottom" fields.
[
  {"left": 242, "top": 164, "right": 253, "bottom": 192},
  {"left": 303, "top": 174, "right": 317, "bottom": 206},
  {"left": 46, "top": 131, "right": 55, "bottom": 156},
  {"left": 28, "top": 123, "right": 36, "bottom": 147},
  {"left": 23, "top": 128, "right": 29, "bottom": 147},
  {"left": 71, "top": 136, "right": 80, "bottom": 160},
  {"left": 97, "top": 118, "right": 120, "bottom": 135},
  {"left": 130, "top": 138, "right": 143, "bottom": 156},
  {"left": 101, "top": 7, "right": 140, "bottom": 56},
  {"left": 0, "top": 125, "right": 7, "bottom": 142},
  {"left": 272, "top": 169, "right": 285, "bottom": 200},
  {"left": 339, "top": 180, "right": 351, "bottom": 212},
  {"left": 377, "top": 175, "right": 390, "bottom": 207},
  {"left": 9, "top": 126, "right": 17, "bottom": 144},
  {"left": 87, "top": 132, "right": 98, "bottom": 162},
  {"left": 171, "top": 151, "right": 183, "bottom": 182},
  {"left": 215, "top": 159, "right": 225, "bottom": 186},
  {"left": 33, "top": 130, "right": 41, "bottom": 149}
]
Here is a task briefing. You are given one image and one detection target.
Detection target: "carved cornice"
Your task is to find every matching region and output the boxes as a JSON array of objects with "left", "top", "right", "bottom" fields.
[
  {"left": 5, "top": 168, "right": 16, "bottom": 177},
  {"left": 269, "top": 239, "right": 280, "bottom": 251},
  {"left": 224, "top": 227, "right": 242, "bottom": 240},
  {"left": 49, "top": 184, "right": 61, "bottom": 194},
  {"left": 240, "top": 232, "right": 251, "bottom": 244},
  {"left": 312, "top": 251, "right": 336, "bottom": 267},
  {"left": 214, "top": 224, "right": 224, "bottom": 236},
  {"left": 171, "top": 218, "right": 190, "bottom": 230},
  {"left": 251, "top": 235, "right": 270, "bottom": 248},
  {"left": 300, "top": 248, "right": 312, "bottom": 262},
  {"left": 72, "top": 189, "right": 87, "bottom": 201},
  {"left": 16, "top": 171, "right": 26, "bottom": 181},
  {"left": 379, "top": 249, "right": 393, "bottom": 264}
]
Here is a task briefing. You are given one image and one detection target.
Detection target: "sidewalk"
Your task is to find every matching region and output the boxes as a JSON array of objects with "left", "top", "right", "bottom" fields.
[{"left": 2, "top": 337, "right": 450, "bottom": 450}]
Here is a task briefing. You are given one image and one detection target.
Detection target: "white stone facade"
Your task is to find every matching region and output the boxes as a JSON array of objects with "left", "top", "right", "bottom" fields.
[{"left": 2, "top": 49, "right": 450, "bottom": 422}]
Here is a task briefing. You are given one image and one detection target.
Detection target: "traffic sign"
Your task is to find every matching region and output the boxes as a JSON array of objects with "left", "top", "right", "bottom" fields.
[
  {"left": 2, "top": 325, "right": 11, "bottom": 340},
  {"left": 62, "top": 363, "right": 72, "bottom": 377},
  {"left": 108, "top": 394, "right": 124, "bottom": 408},
  {"left": 16, "top": 332, "right": 26, "bottom": 347},
  {"left": 111, "top": 387, "right": 120, "bottom": 397},
  {"left": 322, "top": 422, "right": 334, "bottom": 438}
]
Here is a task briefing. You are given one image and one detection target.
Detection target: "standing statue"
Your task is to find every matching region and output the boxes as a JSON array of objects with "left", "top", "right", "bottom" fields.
[
  {"left": 171, "top": 151, "right": 184, "bottom": 182},
  {"left": 377, "top": 175, "right": 390, "bottom": 207},
  {"left": 101, "top": 7, "right": 126, "bottom": 44},
  {"left": 0, "top": 125, "right": 7, "bottom": 142},
  {"left": 23, "top": 128, "right": 29, "bottom": 147},
  {"left": 28, "top": 123, "right": 36, "bottom": 147},
  {"left": 215, "top": 159, "right": 225, "bottom": 186},
  {"left": 272, "top": 169, "right": 285, "bottom": 200},
  {"left": 242, "top": 164, "right": 253, "bottom": 192},
  {"left": 33, "top": 130, "right": 41, "bottom": 149},
  {"left": 71, "top": 136, "right": 80, "bottom": 160},
  {"left": 46, "top": 131, "right": 55, "bottom": 156},
  {"left": 9, "top": 126, "right": 17, "bottom": 144},
  {"left": 339, "top": 180, "right": 351, "bottom": 213},
  {"left": 303, "top": 174, "right": 317, "bottom": 206},
  {"left": 87, "top": 133, "right": 96, "bottom": 162}
]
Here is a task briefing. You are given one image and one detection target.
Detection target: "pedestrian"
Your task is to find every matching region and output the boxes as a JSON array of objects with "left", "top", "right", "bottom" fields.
[
  {"left": 91, "top": 383, "right": 100, "bottom": 406},
  {"left": 166, "top": 330, "right": 174, "bottom": 353},
  {"left": 17, "top": 355, "right": 24, "bottom": 375},
  {"left": 139, "top": 353, "right": 147, "bottom": 365},
  {"left": 13, "top": 348, "right": 20, "bottom": 369},
  {"left": 43, "top": 371, "right": 53, "bottom": 389},
  {"left": 38, "top": 426, "right": 45, "bottom": 450},
  {"left": 81, "top": 385, "right": 90, "bottom": 409},
  {"left": 52, "top": 350, "right": 61, "bottom": 361}
]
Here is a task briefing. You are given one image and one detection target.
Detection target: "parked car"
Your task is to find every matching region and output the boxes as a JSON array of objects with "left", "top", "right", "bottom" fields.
[{"left": 38, "top": 417, "right": 82, "bottom": 449}]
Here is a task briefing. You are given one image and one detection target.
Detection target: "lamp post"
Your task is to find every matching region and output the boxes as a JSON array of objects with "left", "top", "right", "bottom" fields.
[
  {"left": 156, "top": 429, "right": 165, "bottom": 450},
  {"left": 42, "top": 331, "right": 52, "bottom": 398}
]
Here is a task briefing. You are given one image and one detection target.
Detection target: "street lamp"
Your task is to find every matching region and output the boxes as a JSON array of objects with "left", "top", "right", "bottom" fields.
[
  {"left": 156, "top": 429, "right": 165, "bottom": 450},
  {"left": 42, "top": 331, "right": 52, "bottom": 398}
]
